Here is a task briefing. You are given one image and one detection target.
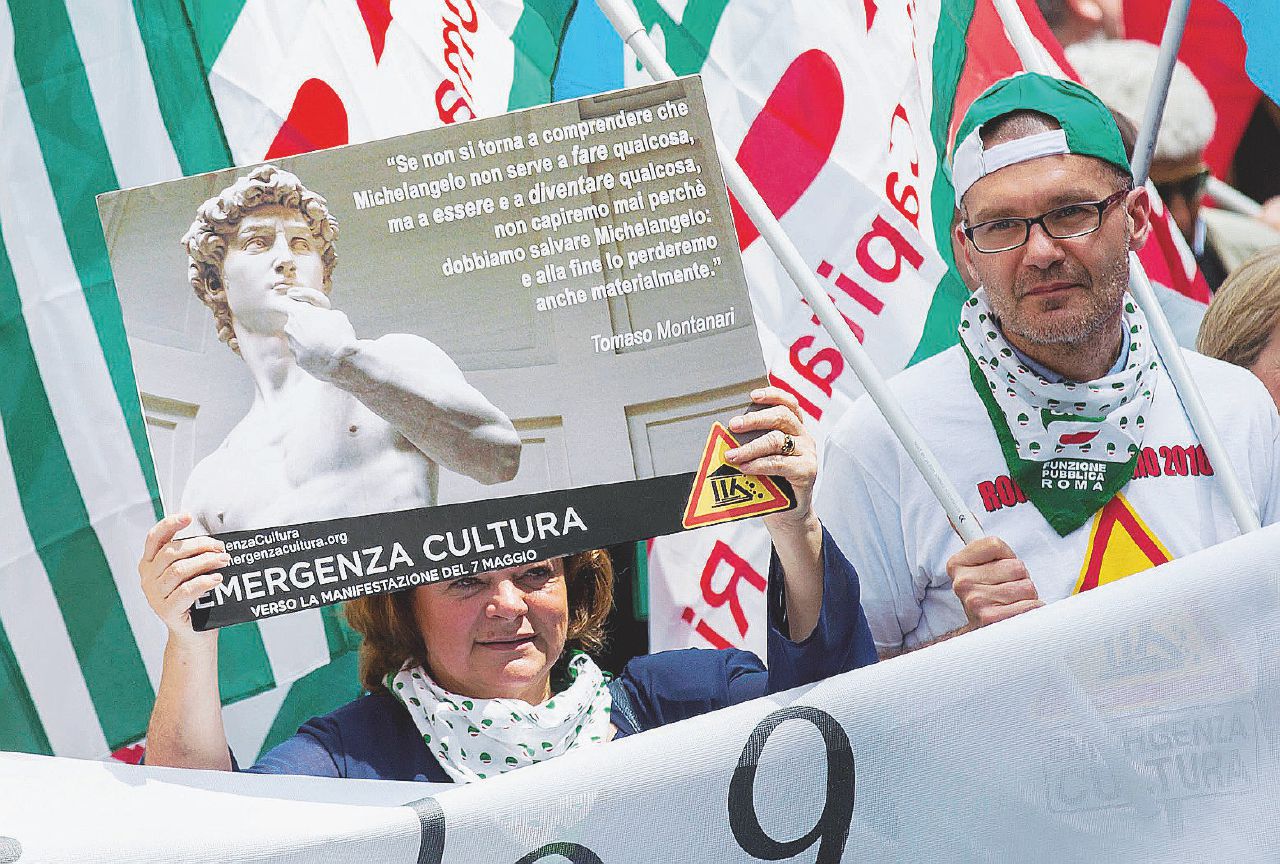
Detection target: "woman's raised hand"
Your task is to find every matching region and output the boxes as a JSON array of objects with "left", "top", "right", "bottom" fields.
[
  {"left": 139, "top": 514, "right": 226, "bottom": 646},
  {"left": 724, "top": 387, "right": 824, "bottom": 641},
  {"left": 724, "top": 386, "right": 819, "bottom": 528}
]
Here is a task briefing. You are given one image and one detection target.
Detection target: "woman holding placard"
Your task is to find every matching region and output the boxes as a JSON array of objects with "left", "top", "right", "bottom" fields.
[{"left": 138, "top": 387, "right": 875, "bottom": 783}]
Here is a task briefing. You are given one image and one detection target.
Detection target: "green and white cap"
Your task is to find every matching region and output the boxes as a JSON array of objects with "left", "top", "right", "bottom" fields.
[{"left": 950, "top": 72, "right": 1130, "bottom": 206}]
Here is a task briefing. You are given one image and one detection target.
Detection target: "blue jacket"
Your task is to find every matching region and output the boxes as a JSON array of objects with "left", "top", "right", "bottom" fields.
[{"left": 245, "top": 528, "right": 876, "bottom": 782}]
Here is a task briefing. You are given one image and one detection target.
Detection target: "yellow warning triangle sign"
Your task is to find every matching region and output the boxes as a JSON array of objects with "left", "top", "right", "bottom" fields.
[
  {"left": 1075, "top": 493, "right": 1173, "bottom": 594},
  {"left": 682, "top": 423, "right": 794, "bottom": 529}
]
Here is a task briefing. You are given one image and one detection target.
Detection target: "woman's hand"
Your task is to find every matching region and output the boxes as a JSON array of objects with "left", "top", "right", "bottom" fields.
[
  {"left": 724, "top": 386, "right": 819, "bottom": 531},
  {"left": 139, "top": 514, "right": 232, "bottom": 770},
  {"left": 139, "top": 514, "right": 226, "bottom": 648},
  {"left": 724, "top": 387, "right": 824, "bottom": 641}
]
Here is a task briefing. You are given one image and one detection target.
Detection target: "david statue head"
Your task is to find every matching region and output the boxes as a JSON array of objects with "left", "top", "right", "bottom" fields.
[{"left": 183, "top": 164, "right": 339, "bottom": 355}]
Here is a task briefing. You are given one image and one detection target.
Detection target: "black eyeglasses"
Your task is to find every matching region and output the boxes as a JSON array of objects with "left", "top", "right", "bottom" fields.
[
  {"left": 1154, "top": 169, "right": 1211, "bottom": 205},
  {"left": 963, "top": 189, "right": 1131, "bottom": 254}
]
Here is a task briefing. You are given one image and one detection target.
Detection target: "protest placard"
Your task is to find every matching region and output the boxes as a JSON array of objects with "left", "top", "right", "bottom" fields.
[{"left": 98, "top": 76, "right": 786, "bottom": 629}]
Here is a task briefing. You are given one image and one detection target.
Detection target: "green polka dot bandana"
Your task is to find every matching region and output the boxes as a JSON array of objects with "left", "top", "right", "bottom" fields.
[
  {"left": 386, "top": 651, "right": 613, "bottom": 784},
  {"left": 959, "top": 289, "right": 1160, "bottom": 535}
]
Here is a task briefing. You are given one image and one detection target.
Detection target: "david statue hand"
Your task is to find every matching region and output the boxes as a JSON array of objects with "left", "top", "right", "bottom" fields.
[{"left": 283, "top": 288, "right": 358, "bottom": 381}]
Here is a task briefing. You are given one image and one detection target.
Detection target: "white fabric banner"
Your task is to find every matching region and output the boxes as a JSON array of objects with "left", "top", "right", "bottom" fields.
[{"left": 7, "top": 524, "right": 1278, "bottom": 861}]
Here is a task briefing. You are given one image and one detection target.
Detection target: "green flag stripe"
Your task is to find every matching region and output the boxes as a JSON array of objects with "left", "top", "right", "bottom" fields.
[
  {"left": 632, "top": 541, "right": 649, "bottom": 619},
  {"left": 130, "top": 0, "right": 235, "bottom": 175},
  {"left": 320, "top": 604, "right": 359, "bottom": 660},
  {"left": 180, "top": 0, "right": 247, "bottom": 77},
  {"left": 258, "top": 651, "right": 363, "bottom": 759},
  {"left": 8, "top": 0, "right": 277, "bottom": 712},
  {"left": 907, "top": 0, "right": 975, "bottom": 366},
  {"left": 257, "top": 606, "right": 365, "bottom": 760},
  {"left": 0, "top": 223, "right": 153, "bottom": 749},
  {"left": 0, "top": 616, "right": 52, "bottom": 756},
  {"left": 631, "top": 0, "right": 731, "bottom": 76},
  {"left": 507, "top": 0, "right": 577, "bottom": 110},
  {"left": 6, "top": 0, "right": 161, "bottom": 518},
  {"left": 217, "top": 621, "right": 278, "bottom": 706},
  {"left": 125, "top": 0, "right": 280, "bottom": 706}
]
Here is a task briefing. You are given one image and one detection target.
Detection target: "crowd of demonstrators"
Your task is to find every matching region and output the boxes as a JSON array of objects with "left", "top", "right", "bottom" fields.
[
  {"left": 134, "top": 12, "right": 1280, "bottom": 786},
  {"left": 139, "top": 389, "right": 877, "bottom": 783},
  {"left": 815, "top": 74, "right": 1280, "bottom": 656}
]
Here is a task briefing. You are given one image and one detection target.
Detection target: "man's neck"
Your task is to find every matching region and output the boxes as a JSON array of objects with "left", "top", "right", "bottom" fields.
[
  {"left": 1005, "top": 313, "right": 1125, "bottom": 383},
  {"left": 236, "top": 329, "right": 307, "bottom": 404}
]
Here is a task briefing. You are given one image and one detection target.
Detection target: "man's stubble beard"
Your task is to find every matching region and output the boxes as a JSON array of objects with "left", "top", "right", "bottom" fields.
[{"left": 985, "top": 234, "right": 1131, "bottom": 348}]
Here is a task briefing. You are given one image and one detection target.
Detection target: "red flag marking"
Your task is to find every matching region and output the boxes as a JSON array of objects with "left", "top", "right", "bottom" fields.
[
  {"left": 111, "top": 743, "right": 145, "bottom": 765},
  {"left": 265, "top": 78, "right": 349, "bottom": 159},
  {"left": 1148, "top": 204, "right": 1212, "bottom": 303},
  {"left": 1125, "top": 0, "right": 1257, "bottom": 176},
  {"left": 731, "top": 49, "right": 843, "bottom": 251},
  {"left": 357, "top": 0, "right": 394, "bottom": 63},
  {"left": 947, "top": 0, "right": 1075, "bottom": 149},
  {"left": 1058, "top": 430, "right": 1099, "bottom": 446}
]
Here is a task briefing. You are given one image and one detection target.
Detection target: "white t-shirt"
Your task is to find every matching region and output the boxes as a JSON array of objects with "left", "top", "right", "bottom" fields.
[{"left": 816, "top": 345, "right": 1280, "bottom": 653}]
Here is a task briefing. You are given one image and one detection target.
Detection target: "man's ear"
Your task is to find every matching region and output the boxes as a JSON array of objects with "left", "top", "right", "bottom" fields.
[
  {"left": 1126, "top": 185, "right": 1154, "bottom": 252},
  {"left": 1067, "top": 0, "right": 1105, "bottom": 26},
  {"left": 953, "top": 217, "right": 979, "bottom": 285}
]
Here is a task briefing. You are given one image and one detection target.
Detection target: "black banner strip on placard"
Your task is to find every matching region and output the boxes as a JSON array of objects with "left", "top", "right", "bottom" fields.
[{"left": 191, "top": 472, "right": 791, "bottom": 630}]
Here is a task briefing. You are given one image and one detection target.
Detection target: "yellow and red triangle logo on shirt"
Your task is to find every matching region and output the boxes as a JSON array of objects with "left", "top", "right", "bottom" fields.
[{"left": 1075, "top": 493, "right": 1173, "bottom": 594}]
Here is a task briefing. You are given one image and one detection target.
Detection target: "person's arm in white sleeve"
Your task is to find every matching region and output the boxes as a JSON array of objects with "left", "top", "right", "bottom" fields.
[{"left": 814, "top": 421, "right": 920, "bottom": 658}]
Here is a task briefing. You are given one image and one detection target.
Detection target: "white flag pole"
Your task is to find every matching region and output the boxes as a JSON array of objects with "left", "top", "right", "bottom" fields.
[
  {"left": 596, "top": 0, "right": 984, "bottom": 543},
  {"left": 1129, "top": 0, "right": 1193, "bottom": 184},
  {"left": 1207, "top": 177, "right": 1263, "bottom": 217},
  {"left": 989, "top": 0, "right": 1261, "bottom": 533}
]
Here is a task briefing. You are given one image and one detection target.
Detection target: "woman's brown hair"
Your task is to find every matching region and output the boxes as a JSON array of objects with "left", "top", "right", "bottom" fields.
[{"left": 344, "top": 550, "right": 614, "bottom": 693}]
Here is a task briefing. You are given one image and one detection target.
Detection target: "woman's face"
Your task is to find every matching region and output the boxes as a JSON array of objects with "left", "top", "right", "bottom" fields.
[{"left": 409, "top": 559, "right": 569, "bottom": 704}]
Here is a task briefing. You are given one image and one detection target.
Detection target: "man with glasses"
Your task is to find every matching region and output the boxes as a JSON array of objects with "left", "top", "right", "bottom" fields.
[{"left": 813, "top": 74, "right": 1280, "bottom": 657}]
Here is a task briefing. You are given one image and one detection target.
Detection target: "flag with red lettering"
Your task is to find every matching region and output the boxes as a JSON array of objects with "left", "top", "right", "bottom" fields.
[
  {"left": 642, "top": 0, "right": 970, "bottom": 653},
  {"left": 200, "top": 0, "right": 578, "bottom": 164},
  {"left": 638, "top": 0, "right": 1212, "bottom": 654}
]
